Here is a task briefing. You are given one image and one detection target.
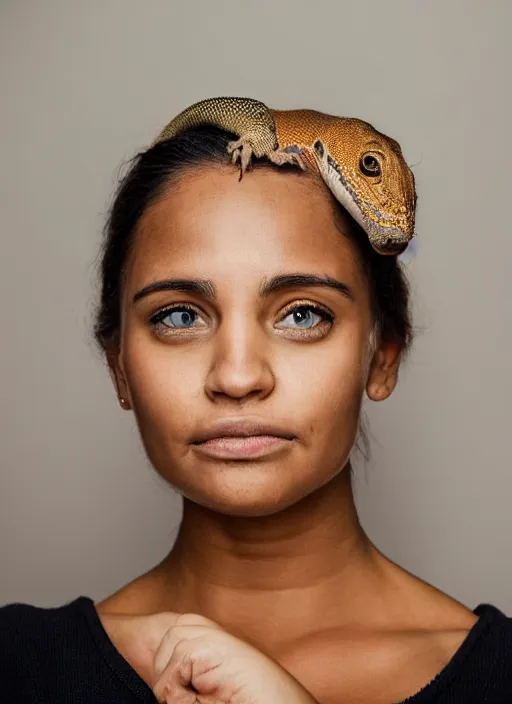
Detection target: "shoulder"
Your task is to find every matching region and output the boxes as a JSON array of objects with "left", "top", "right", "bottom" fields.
[
  {"left": 0, "top": 595, "right": 90, "bottom": 640},
  {"left": 469, "top": 603, "right": 512, "bottom": 665},
  {"left": 0, "top": 595, "right": 90, "bottom": 655},
  {"left": 470, "top": 602, "right": 512, "bottom": 647},
  {"left": 0, "top": 595, "right": 157, "bottom": 703},
  {"left": 419, "top": 602, "right": 512, "bottom": 701},
  {"left": 0, "top": 596, "right": 93, "bottom": 698}
]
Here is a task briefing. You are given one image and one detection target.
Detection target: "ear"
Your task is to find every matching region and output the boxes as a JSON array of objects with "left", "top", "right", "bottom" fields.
[
  {"left": 105, "top": 346, "right": 132, "bottom": 410},
  {"left": 366, "top": 341, "right": 402, "bottom": 402}
]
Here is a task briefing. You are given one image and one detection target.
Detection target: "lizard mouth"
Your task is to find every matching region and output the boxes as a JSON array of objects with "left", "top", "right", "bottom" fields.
[
  {"left": 324, "top": 154, "right": 411, "bottom": 254},
  {"left": 327, "top": 155, "right": 357, "bottom": 198}
]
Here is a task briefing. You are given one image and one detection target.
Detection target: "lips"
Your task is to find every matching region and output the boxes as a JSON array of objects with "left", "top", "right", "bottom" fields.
[
  {"left": 190, "top": 419, "right": 296, "bottom": 460},
  {"left": 190, "top": 419, "right": 296, "bottom": 445}
]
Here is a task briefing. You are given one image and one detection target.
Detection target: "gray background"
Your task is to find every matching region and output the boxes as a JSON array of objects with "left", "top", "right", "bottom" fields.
[{"left": 1, "top": 0, "right": 510, "bottom": 611}]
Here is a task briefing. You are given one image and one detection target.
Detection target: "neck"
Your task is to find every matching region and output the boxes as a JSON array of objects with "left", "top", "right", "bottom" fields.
[{"left": 151, "top": 465, "right": 386, "bottom": 650}]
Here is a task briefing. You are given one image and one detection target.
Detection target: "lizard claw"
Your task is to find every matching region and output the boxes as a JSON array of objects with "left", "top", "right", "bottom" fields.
[
  {"left": 267, "top": 148, "right": 306, "bottom": 171},
  {"left": 238, "top": 143, "right": 253, "bottom": 175},
  {"left": 227, "top": 139, "right": 254, "bottom": 180},
  {"left": 227, "top": 141, "right": 305, "bottom": 181}
]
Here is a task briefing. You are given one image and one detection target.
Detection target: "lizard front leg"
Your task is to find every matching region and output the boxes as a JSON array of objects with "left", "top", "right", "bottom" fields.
[
  {"left": 226, "top": 138, "right": 254, "bottom": 175},
  {"left": 267, "top": 148, "right": 306, "bottom": 170},
  {"left": 227, "top": 138, "right": 306, "bottom": 177}
]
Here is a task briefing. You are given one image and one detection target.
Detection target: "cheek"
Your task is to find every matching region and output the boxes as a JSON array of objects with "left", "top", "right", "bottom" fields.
[
  {"left": 277, "top": 336, "right": 367, "bottom": 448},
  {"left": 121, "top": 335, "right": 205, "bottom": 442}
]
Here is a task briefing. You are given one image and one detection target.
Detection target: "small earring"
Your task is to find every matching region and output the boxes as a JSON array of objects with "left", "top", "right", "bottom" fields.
[{"left": 120, "top": 397, "right": 126, "bottom": 406}]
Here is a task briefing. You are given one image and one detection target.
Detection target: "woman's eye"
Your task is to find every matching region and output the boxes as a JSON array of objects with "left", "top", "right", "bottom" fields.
[
  {"left": 276, "top": 305, "right": 333, "bottom": 330},
  {"left": 150, "top": 306, "right": 204, "bottom": 330}
]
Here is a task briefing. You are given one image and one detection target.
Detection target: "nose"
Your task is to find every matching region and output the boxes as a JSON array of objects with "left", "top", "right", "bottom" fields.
[{"left": 204, "top": 314, "right": 275, "bottom": 403}]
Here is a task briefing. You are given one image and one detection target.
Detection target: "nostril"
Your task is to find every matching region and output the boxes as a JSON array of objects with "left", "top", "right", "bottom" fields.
[{"left": 313, "top": 140, "right": 325, "bottom": 157}]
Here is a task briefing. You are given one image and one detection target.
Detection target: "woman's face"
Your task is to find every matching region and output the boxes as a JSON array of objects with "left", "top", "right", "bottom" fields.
[{"left": 111, "top": 165, "right": 395, "bottom": 516}]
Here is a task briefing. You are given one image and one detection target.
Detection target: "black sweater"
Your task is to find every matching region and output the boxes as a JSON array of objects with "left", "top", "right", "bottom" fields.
[{"left": 1, "top": 596, "right": 512, "bottom": 703}]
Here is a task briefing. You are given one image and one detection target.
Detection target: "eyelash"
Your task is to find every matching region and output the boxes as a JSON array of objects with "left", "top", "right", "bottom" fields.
[
  {"left": 149, "top": 303, "right": 199, "bottom": 328},
  {"left": 148, "top": 301, "right": 335, "bottom": 333},
  {"left": 277, "top": 300, "right": 334, "bottom": 326}
]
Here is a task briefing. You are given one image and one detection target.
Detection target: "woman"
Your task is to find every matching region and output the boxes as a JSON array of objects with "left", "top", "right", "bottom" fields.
[{"left": 1, "top": 118, "right": 512, "bottom": 703}]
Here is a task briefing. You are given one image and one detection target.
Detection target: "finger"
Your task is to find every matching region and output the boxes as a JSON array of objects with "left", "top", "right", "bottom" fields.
[
  {"left": 135, "top": 612, "right": 223, "bottom": 677},
  {"left": 153, "top": 614, "right": 230, "bottom": 675},
  {"left": 153, "top": 638, "right": 226, "bottom": 703},
  {"left": 153, "top": 638, "right": 193, "bottom": 703},
  {"left": 154, "top": 625, "right": 213, "bottom": 678}
]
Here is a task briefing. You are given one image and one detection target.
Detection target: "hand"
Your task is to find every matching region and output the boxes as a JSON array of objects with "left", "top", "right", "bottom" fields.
[
  {"left": 101, "top": 609, "right": 319, "bottom": 704},
  {"left": 150, "top": 612, "right": 319, "bottom": 704}
]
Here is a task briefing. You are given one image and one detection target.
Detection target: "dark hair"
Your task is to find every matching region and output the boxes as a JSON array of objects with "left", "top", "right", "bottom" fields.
[{"left": 93, "top": 125, "right": 413, "bottom": 358}]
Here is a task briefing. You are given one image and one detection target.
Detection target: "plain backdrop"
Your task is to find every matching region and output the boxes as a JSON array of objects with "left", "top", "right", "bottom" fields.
[{"left": 0, "top": 0, "right": 510, "bottom": 612}]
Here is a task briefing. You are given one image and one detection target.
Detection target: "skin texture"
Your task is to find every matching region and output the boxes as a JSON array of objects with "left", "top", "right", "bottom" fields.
[
  {"left": 114, "top": 167, "right": 382, "bottom": 517},
  {"left": 102, "top": 165, "right": 478, "bottom": 703}
]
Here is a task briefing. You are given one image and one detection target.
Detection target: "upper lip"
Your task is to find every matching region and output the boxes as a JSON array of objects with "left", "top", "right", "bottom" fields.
[{"left": 190, "top": 419, "right": 296, "bottom": 444}]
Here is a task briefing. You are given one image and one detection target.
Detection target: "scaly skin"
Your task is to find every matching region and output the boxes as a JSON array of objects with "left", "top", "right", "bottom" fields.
[{"left": 153, "top": 97, "right": 416, "bottom": 255}]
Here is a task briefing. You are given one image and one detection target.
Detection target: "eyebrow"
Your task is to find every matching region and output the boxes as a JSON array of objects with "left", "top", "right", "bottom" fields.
[
  {"left": 132, "top": 273, "right": 354, "bottom": 305},
  {"left": 260, "top": 274, "right": 353, "bottom": 300},
  {"left": 132, "top": 279, "right": 216, "bottom": 304}
]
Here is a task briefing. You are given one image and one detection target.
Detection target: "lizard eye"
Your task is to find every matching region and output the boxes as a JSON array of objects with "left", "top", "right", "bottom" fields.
[
  {"left": 313, "top": 140, "right": 325, "bottom": 157},
  {"left": 360, "top": 153, "right": 382, "bottom": 177}
]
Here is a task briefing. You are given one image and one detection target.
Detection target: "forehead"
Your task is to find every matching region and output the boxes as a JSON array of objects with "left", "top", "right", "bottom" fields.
[{"left": 125, "top": 165, "right": 367, "bottom": 294}]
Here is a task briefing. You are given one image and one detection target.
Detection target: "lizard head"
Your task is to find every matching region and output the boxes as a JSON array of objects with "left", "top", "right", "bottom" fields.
[{"left": 309, "top": 118, "right": 417, "bottom": 256}]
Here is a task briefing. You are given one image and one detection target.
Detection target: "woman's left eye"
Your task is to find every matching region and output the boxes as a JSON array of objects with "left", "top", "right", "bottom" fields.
[{"left": 276, "top": 305, "right": 333, "bottom": 330}]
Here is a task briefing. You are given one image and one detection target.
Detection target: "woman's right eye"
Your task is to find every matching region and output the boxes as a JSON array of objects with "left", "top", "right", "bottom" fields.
[{"left": 149, "top": 306, "right": 206, "bottom": 330}]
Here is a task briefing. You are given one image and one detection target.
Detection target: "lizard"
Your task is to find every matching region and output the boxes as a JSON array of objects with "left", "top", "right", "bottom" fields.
[{"left": 153, "top": 97, "right": 417, "bottom": 255}]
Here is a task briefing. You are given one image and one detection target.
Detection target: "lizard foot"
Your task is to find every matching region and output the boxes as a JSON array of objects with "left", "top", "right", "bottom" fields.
[
  {"left": 227, "top": 139, "right": 254, "bottom": 179},
  {"left": 267, "top": 148, "right": 306, "bottom": 170}
]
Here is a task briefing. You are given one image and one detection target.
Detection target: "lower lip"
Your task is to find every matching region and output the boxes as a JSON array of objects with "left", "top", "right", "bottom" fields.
[{"left": 192, "top": 435, "right": 293, "bottom": 460}]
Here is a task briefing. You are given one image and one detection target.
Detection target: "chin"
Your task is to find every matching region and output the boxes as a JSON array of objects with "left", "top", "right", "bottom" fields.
[
  {"left": 194, "top": 499, "right": 298, "bottom": 518},
  {"left": 181, "top": 477, "right": 308, "bottom": 518}
]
